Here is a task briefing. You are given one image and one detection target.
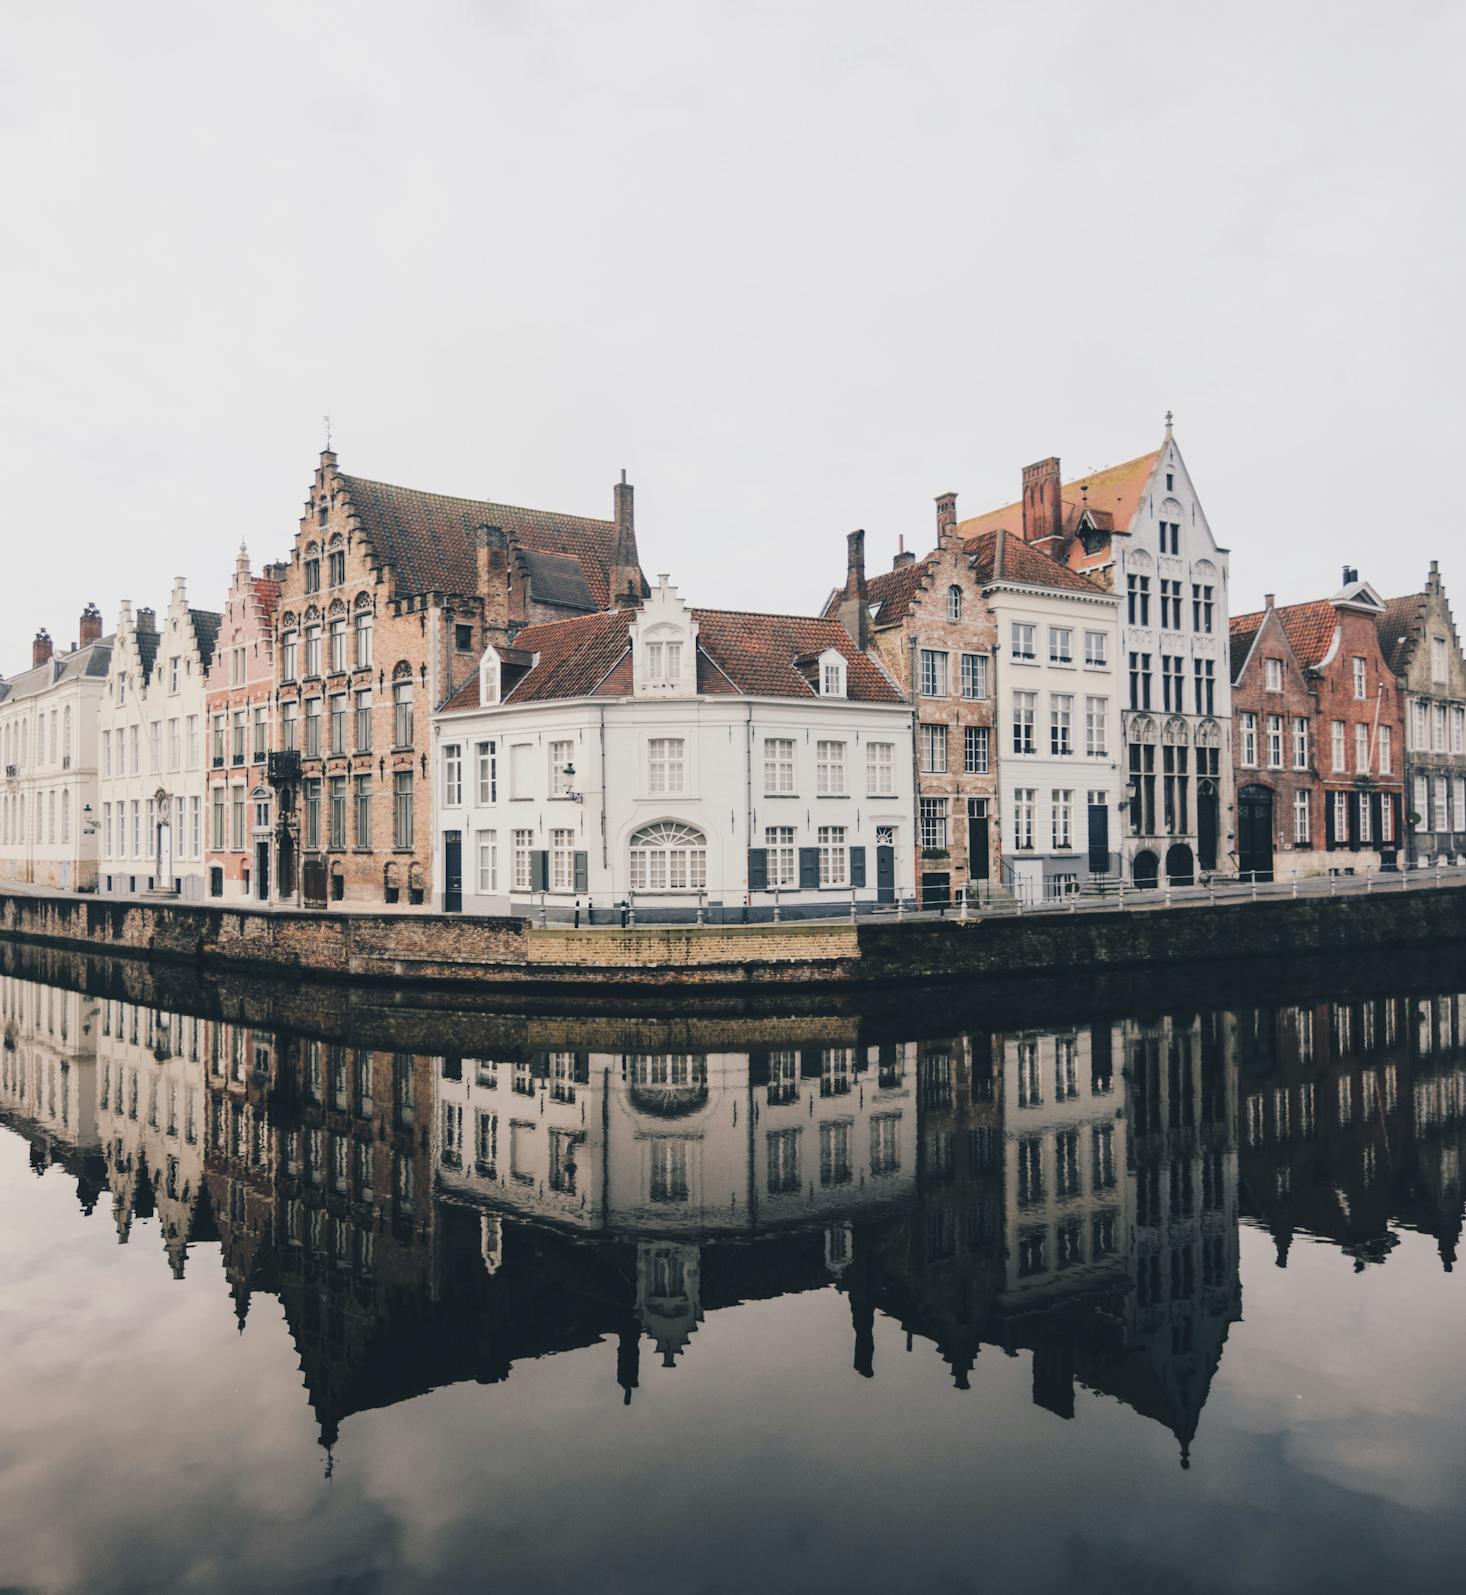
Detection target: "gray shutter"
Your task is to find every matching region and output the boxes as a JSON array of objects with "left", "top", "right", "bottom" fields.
[
  {"left": 573, "top": 851, "right": 588, "bottom": 892},
  {"left": 747, "top": 848, "right": 768, "bottom": 891},
  {"left": 531, "top": 849, "right": 549, "bottom": 891},
  {"left": 799, "top": 847, "right": 820, "bottom": 889},
  {"left": 849, "top": 846, "right": 866, "bottom": 887}
]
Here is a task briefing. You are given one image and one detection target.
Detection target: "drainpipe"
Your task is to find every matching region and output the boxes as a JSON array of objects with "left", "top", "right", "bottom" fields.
[
  {"left": 599, "top": 704, "right": 609, "bottom": 873},
  {"left": 908, "top": 634, "right": 920, "bottom": 901},
  {"left": 745, "top": 702, "right": 754, "bottom": 921}
]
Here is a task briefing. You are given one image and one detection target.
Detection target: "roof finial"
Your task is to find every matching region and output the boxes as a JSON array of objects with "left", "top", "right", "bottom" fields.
[
  {"left": 323, "top": 414, "right": 333, "bottom": 452},
  {"left": 1164, "top": 409, "right": 1174, "bottom": 434}
]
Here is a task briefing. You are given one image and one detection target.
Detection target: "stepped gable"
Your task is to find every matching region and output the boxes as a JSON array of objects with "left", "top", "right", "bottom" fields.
[
  {"left": 968, "top": 528, "right": 1108, "bottom": 594},
  {"left": 338, "top": 473, "right": 620, "bottom": 606},
  {"left": 956, "top": 449, "right": 1161, "bottom": 544},
  {"left": 188, "top": 609, "right": 223, "bottom": 672},
  {"left": 819, "top": 553, "right": 935, "bottom": 628}
]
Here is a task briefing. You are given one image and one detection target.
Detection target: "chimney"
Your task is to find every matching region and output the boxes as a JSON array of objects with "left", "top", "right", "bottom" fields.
[
  {"left": 839, "top": 530, "right": 870, "bottom": 649},
  {"left": 1264, "top": 593, "right": 1275, "bottom": 611},
  {"left": 1021, "top": 457, "right": 1063, "bottom": 548},
  {"left": 32, "top": 628, "right": 53, "bottom": 668},
  {"left": 892, "top": 534, "right": 915, "bottom": 570},
  {"left": 1341, "top": 565, "right": 1358, "bottom": 587},
  {"left": 263, "top": 561, "right": 289, "bottom": 583},
  {"left": 610, "top": 470, "right": 643, "bottom": 608},
  {"left": 136, "top": 606, "right": 157, "bottom": 633},
  {"left": 78, "top": 603, "right": 102, "bottom": 645},
  {"left": 935, "top": 492, "right": 958, "bottom": 546}
]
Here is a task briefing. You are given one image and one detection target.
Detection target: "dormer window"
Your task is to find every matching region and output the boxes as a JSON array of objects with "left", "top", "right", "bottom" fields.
[
  {"left": 479, "top": 655, "right": 500, "bottom": 707},
  {"left": 646, "top": 638, "right": 682, "bottom": 681},
  {"left": 819, "top": 650, "right": 847, "bottom": 698},
  {"left": 947, "top": 585, "right": 963, "bottom": 622}
]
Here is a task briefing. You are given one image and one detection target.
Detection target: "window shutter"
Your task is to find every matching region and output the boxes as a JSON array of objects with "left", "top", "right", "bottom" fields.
[
  {"left": 531, "top": 849, "right": 549, "bottom": 891},
  {"left": 1370, "top": 793, "right": 1383, "bottom": 848},
  {"left": 747, "top": 848, "right": 768, "bottom": 892},
  {"left": 1324, "top": 794, "right": 1336, "bottom": 850},
  {"left": 1352, "top": 792, "right": 1364, "bottom": 850},
  {"left": 573, "top": 851, "right": 588, "bottom": 893},
  {"left": 799, "top": 847, "right": 820, "bottom": 889},
  {"left": 849, "top": 846, "right": 866, "bottom": 887}
]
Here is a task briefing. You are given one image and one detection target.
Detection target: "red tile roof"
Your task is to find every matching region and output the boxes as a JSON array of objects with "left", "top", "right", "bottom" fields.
[
  {"left": 339, "top": 474, "right": 619, "bottom": 605},
  {"left": 955, "top": 450, "right": 1162, "bottom": 544},
  {"left": 1378, "top": 593, "right": 1423, "bottom": 676},
  {"left": 968, "top": 529, "right": 1109, "bottom": 595},
  {"left": 252, "top": 576, "right": 282, "bottom": 622},
  {"left": 439, "top": 607, "right": 905, "bottom": 712},
  {"left": 1228, "top": 611, "right": 1265, "bottom": 683},
  {"left": 1230, "top": 599, "right": 1340, "bottom": 672}
]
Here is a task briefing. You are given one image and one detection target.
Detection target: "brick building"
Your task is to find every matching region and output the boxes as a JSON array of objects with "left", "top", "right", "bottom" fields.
[
  {"left": 204, "top": 546, "right": 283, "bottom": 902},
  {"left": 1230, "top": 571, "right": 1404, "bottom": 880},
  {"left": 1378, "top": 562, "right": 1466, "bottom": 864},
  {"left": 270, "top": 450, "right": 644, "bottom": 908},
  {"left": 824, "top": 498, "right": 999, "bottom": 902}
]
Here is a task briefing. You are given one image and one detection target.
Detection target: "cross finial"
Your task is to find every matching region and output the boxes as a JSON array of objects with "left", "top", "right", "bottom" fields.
[
  {"left": 323, "top": 414, "right": 333, "bottom": 451},
  {"left": 1164, "top": 409, "right": 1174, "bottom": 433}
]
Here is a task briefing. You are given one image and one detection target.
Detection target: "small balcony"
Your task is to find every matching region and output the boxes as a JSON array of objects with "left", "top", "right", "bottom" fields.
[{"left": 268, "top": 750, "right": 302, "bottom": 785}]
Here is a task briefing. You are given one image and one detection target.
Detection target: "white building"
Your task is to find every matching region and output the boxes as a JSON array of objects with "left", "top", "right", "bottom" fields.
[
  {"left": 0, "top": 611, "right": 110, "bottom": 891},
  {"left": 968, "top": 531, "right": 1125, "bottom": 903},
  {"left": 431, "top": 577, "right": 915, "bottom": 920},
  {"left": 97, "top": 583, "right": 220, "bottom": 900}
]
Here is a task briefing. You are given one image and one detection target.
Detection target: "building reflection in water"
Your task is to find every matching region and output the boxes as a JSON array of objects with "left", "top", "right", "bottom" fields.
[{"left": 3, "top": 966, "right": 1465, "bottom": 1470}]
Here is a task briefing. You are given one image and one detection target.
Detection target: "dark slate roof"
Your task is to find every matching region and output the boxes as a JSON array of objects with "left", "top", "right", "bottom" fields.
[
  {"left": 1378, "top": 594, "right": 1423, "bottom": 676},
  {"left": 338, "top": 474, "right": 619, "bottom": 605},
  {"left": 441, "top": 608, "right": 905, "bottom": 712},
  {"left": 519, "top": 549, "right": 595, "bottom": 611},
  {"left": 0, "top": 636, "right": 114, "bottom": 703},
  {"left": 135, "top": 628, "right": 160, "bottom": 683},
  {"left": 968, "top": 529, "right": 1109, "bottom": 595},
  {"left": 189, "top": 609, "right": 222, "bottom": 672}
]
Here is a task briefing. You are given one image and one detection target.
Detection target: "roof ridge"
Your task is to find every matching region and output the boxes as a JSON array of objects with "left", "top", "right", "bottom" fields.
[
  {"left": 691, "top": 605, "right": 852, "bottom": 623},
  {"left": 339, "top": 473, "right": 614, "bottom": 528}
]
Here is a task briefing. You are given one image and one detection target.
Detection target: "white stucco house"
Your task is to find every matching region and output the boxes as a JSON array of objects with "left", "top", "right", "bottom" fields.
[{"left": 430, "top": 577, "right": 916, "bottom": 920}]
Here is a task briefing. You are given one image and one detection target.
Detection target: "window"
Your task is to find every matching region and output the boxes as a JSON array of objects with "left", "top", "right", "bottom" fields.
[
  {"left": 304, "top": 624, "right": 321, "bottom": 677},
  {"left": 1435, "top": 780, "right": 1449, "bottom": 834},
  {"left": 1266, "top": 714, "right": 1283, "bottom": 769},
  {"left": 816, "top": 740, "right": 845, "bottom": 795},
  {"left": 1051, "top": 789, "right": 1073, "bottom": 850},
  {"left": 628, "top": 822, "right": 706, "bottom": 890},
  {"left": 301, "top": 781, "right": 318, "bottom": 849},
  {"left": 550, "top": 828, "right": 576, "bottom": 890},
  {"left": 252, "top": 706, "right": 267, "bottom": 762},
  {"left": 393, "top": 770, "right": 413, "bottom": 849},
  {"left": 354, "top": 610, "right": 373, "bottom": 669},
  {"left": 1083, "top": 630, "right": 1107, "bottom": 667},
  {"left": 1359, "top": 793, "right": 1373, "bottom": 844},
  {"left": 947, "top": 585, "right": 963, "bottom": 621},
  {"left": 964, "top": 725, "right": 989, "bottom": 774},
  {"left": 328, "top": 619, "right": 346, "bottom": 674},
  {"left": 1127, "top": 573, "right": 1150, "bottom": 626},
  {"left": 443, "top": 745, "right": 463, "bottom": 807},
  {"left": 513, "top": 829, "right": 534, "bottom": 891},
  {"left": 1355, "top": 722, "right": 1369, "bottom": 774},
  {"left": 353, "top": 689, "right": 371, "bottom": 752},
  {"left": 1265, "top": 657, "right": 1282, "bottom": 692},
  {"left": 821, "top": 659, "right": 846, "bottom": 697},
  {"left": 1353, "top": 657, "right": 1367, "bottom": 700},
  {"left": 1161, "top": 655, "right": 1184, "bottom": 712},
  {"left": 1013, "top": 788, "right": 1035, "bottom": 851},
  {"left": 328, "top": 777, "right": 347, "bottom": 849},
  {"left": 1415, "top": 773, "right": 1429, "bottom": 826},
  {"left": 647, "top": 737, "right": 684, "bottom": 795},
  {"left": 1049, "top": 627, "right": 1072, "bottom": 665},
  {"left": 1331, "top": 720, "right": 1346, "bottom": 771},
  {"left": 1456, "top": 778, "right": 1466, "bottom": 832},
  {"left": 393, "top": 681, "right": 413, "bottom": 747},
  {"left": 1240, "top": 713, "right": 1256, "bottom": 766},
  {"left": 329, "top": 694, "right": 346, "bottom": 755},
  {"left": 1294, "top": 790, "right": 1311, "bottom": 844},
  {"left": 1050, "top": 693, "right": 1073, "bottom": 756},
  {"left": 1434, "top": 703, "right": 1447, "bottom": 751},
  {"left": 765, "top": 826, "right": 796, "bottom": 887},
  {"left": 919, "top": 797, "right": 947, "bottom": 851},
  {"left": 476, "top": 740, "right": 497, "bottom": 803},
  {"left": 1293, "top": 717, "right": 1309, "bottom": 769},
  {"left": 1085, "top": 696, "right": 1108, "bottom": 757},
  {"left": 765, "top": 738, "right": 795, "bottom": 794},
  {"left": 1432, "top": 635, "right": 1448, "bottom": 683},
  {"left": 328, "top": 548, "right": 346, "bottom": 586},
  {"left": 1128, "top": 652, "right": 1151, "bottom": 709},
  {"left": 281, "top": 629, "right": 297, "bottom": 681},
  {"left": 1011, "top": 623, "right": 1036, "bottom": 661},
  {"left": 1410, "top": 699, "right": 1427, "bottom": 750},
  {"left": 1334, "top": 790, "right": 1349, "bottom": 843},
  {"left": 304, "top": 554, "right": 320, "bottom": 592},
  {"left": 304, "top": 697, "right": 321, "bottom": 757},
  {"left": 919, "top": 724, "right": 947, "bottom": 774},
  {"left": 818, "top": 826, "right": 848, "bottom": 885},
  {"left": 1381, "top": 794, "right": 1394, "bottom": 842},
  {"left": 102, "top": 730, "right": 111, "bottom": 776},
  {"left": 476, "top": 831, "right": 497, "bottom": 892},
  {"left": 281, "top": 702, "right": 297, "bottom": 752},
  {"left": 866, "top": 741, "right": 895, "bottom": 794},
  {"left": 919, "top": 649, "right": 948, "bottom": 697},
  {"left": 167, "top": 718, "right": 180, "bottom": 769},
  {"left": 1453, "top": 708, "right": 1465, "bottom": 754},
  {"left": 1159, "top": 580, "right": 1182, "bottom": 629},
  {"left": 211, "top": 790, "right": 225, "bottom": 852},
  {"left": 103, "top": 802, "right": 112, "bottom": 856},
  {"left": 1012, "top": 691, "right": 1036, "bottom": 754},
  {"left": 960, "top": 653, "right": 987, "bottom": 699},
  {"left": 1192, "top": 584, "right": 1214, "bottom": 632}
]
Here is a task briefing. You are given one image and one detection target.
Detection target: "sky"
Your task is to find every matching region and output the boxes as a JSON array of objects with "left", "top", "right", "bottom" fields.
[{"left": 3, "top": 0, "right": 1463, "bottom": 662}]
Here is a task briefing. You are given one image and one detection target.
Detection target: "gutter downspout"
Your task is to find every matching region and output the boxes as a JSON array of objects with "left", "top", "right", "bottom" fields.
[
  {"left": 599, "top": 704, "right": 608, "bottom": 872},
  {"left": 908, "top": 634, "right": 920, "bottom": 903},
  {"left": 745, "top": 702, "right": 754, "bottom": 921}
]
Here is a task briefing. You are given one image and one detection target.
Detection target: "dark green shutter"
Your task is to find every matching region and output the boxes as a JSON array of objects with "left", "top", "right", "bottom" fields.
[
  {"left": 849, "top": 846, "right": 866, "bottom": 887},
  {"left": 1324, "top": 794, "right": 1336, "bottom": 850},
  {"left": 573, "top": 851, "right": 588, "bottom": 892},
  {"left": 531, "top": 849, "right": 549, "bottom": 891},
  {"left": 747, "top": 848, "right": 768, "bottom": 891},
  {"left": 799, "top": 847, "right": 820, "bottom": 889}
]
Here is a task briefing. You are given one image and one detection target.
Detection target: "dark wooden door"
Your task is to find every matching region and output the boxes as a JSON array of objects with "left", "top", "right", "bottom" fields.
[
  {"left": 255, "top": 841, "right": 269, "bottom": 901},
  {"left": 1238, "top": 785, "right": 1275, "bottom": 882},
  {"left": 876, "top": 845, "right": 895, "bottom": 903},
  {"left": 1087, "top": 802, "right": 1109, "bottom": 874},
  {"left": 967, "top": 812, "right": 990, "bottom": 880},
  {"left": 443, "top": 830, "right": 463, "bottom": 913}
]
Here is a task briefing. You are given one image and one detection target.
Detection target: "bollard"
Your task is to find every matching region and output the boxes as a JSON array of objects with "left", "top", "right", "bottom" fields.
[
  {"left": 773, "top": 888, "right": 782, "bottom": 924},
  {"left": 696, "top": 889, "right": 705, "bottom": 926},
  {"left": 849, "top": 892, "right": 857, "bottom": 923}
]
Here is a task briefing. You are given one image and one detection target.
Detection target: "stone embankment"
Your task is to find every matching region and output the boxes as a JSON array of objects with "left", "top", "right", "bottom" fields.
[{"left": 3, "top": 879, "right": 1465, "bottom": 992}]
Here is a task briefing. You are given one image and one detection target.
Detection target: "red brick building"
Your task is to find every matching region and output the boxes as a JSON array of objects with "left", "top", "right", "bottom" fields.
[
  {"left": 1230, "top": 571, "right": 1404, "bottom": 880},
  {"left": 204, "top": 547, "right": 282, "bottom": 901},
  {"left": 270, "top": 450, "right": 643, "bottom": 908}
]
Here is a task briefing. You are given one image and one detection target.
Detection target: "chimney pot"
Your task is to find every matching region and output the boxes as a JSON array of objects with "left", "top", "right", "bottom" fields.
[
  {"left": 1264, "top": 593, "right": 1275, "bottom": 610},
  {"left": 136, "top": 606, "right": 157, "bottom": 633},
  {"left": 839, "top": 530, "right": 870, "bottom": 649}
]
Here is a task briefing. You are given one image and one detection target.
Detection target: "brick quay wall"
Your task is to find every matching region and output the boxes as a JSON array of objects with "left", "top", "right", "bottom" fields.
[{"left": 3, "top": 881, "right": 1466, "bottom": 995}]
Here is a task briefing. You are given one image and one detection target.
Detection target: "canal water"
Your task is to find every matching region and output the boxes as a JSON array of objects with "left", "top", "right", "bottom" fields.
[{"left": 1, "top": 947, "right": 1464, "bottom": 1594}]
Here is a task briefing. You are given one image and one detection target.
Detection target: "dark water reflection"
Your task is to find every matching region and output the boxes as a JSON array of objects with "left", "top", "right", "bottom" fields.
[{"left": 2, "top": 946, "right": 1465, "bottom": 1595}]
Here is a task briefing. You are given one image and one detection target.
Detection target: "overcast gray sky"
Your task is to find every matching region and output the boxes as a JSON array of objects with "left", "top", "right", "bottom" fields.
[{"left": 3, "top": 0, "right": 1463, "bottom": 662}]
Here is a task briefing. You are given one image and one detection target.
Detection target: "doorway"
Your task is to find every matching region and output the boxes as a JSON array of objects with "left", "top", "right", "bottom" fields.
[
  {"left": 443, "top": 831, "right": 463, "bottom": 913},
  {"left": 1238, "top": 784, "right": 1275, "bottom": 882},
  {"left": 967, "top": 800, "right": 990, "bottom": 882},
  {"left": 255, "top": 841, "right": 270, "bottom": 901},
  {"left": 876, "top": 843, "right": 895, "bottom": 904}
]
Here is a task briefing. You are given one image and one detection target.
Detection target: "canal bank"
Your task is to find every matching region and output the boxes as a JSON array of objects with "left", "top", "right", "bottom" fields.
[{"left": 3, "top": 877, "right": 1466, "bottom": 991}]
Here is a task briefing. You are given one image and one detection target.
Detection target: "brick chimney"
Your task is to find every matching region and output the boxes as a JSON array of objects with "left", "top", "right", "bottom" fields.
[
  {"left": 610, "top": 470, "right": 644, "bottom": 607},
  {"left": 892, "top": 535, "right": 915, "bottom": 570},
  {"left": 935, "top": 492, "right": 958, "bottom": 547},
  {"left": 32, "top": 628, "right": 53, "bottom": 668},
  {"left": 838, "top": 530, "right": 870, "bottom": 649},
  {"left": 1264, "top": 593, "right": 1275, "bottom": 610},
  {"left": 1022, "top": 457, "right": 1063, "bottom": 548},
  {"left": 136, "top": 606, "right": 157, "bottom": 633},
  {"left": 78, "top": 603, "right": 102, "bottom": 645},
  {"left": 475, "top": 525, "right": 512, "bottom": 644}
]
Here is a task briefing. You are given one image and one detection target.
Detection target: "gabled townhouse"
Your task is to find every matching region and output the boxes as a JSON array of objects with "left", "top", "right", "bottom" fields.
[
  {"left": 957, "top": 421, "right": 1232, "bottom": 887},
  {"left": 969, "top": 530, "right": 1125, "bottom": 903},
  {"left": 0, "top": 607, "right": 109, "bottom": 890},
  {"left": 1378, "top": 561, "right": 1466, "bottom": 864},
  {"left": 823, "top": 500, "right": 999, "bottom": 905},
  {"left": 96, "top": 582, "right": 220, "bottom": 899},
  {"left": 203, "top": 546, "right": 283, "bottom": 902},
  {"left": 432, "top": 576, "right": 914, "bottom": 919},
  {"left": 269, "top": 449, "right": 644, "bottom": 909},
  {"left": 1229, "top": 570, "right": 1405, "bottom": 880}
]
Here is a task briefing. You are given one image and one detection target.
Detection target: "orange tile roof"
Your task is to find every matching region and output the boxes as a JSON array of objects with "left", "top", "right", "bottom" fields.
[
  {"left": 968, "top": 529, "right": 1109, "bottom": 595},
  {"left": 1228, "top": 612, "right": 1265, "bottom": 682},
  {"left": 1231, "top": 599, "right": 1340, "bottom": 672},
  {"left": 820, "top": 556, "right": 934, "bottom": 627},
  {"left": 955, "top": 449, "right": 1162, "bottom": 544}
]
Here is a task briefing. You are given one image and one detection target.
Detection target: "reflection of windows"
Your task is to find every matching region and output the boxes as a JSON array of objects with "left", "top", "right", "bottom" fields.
[
  {"left": 440, "top": 1102, "right": 462, "bottom": 1167},
  {"left": 1017, "top": 1135, "right": 1043, "bottom": 1206},
  {"left": 1017, "top": 1228, "right": 1047, "bottom": 1277},
  {"left": 1092, "top": 1211, "right": 1117, "bottom": 1256},
  {"left": 475, "top": 1110, "right": 497, "bottom": 1174},
  {"left": 820, "top": 1048, "right": 852, "bottom": 1097},
  {"left": 1017, "top": 1041, "right": 1041, "bottom": 1107},
  {"left": 819, "top": 1120, "right": 852, "bottom": 1186},
  {"left": 870, "top": 1113, "right": 901, "bottom": 1176},
  {"left": 649, "top": 1138, "right": 691, "bottom": 1203},
  {"left": 767, "top": 1128, "right": 801, "bottom": 1193},
  {"left": 1092, "top": 1124, "right": 1116, "bottom": 1188},
  {"left": 549, "top": 1128, "right": 581, "bottom": 1194},
  {"left": 1056, "top": 1218, "right": 1083, "bottom": 1269},
  {"left": 510, "top": 1120, "right": 535, "bottom": 1183},
  {"left": 1055, "top": 1130, "right": 1080, "bottom": 1196},
  {"left": 766, "top": 1050, "right": 798, "bottom": 1105}
]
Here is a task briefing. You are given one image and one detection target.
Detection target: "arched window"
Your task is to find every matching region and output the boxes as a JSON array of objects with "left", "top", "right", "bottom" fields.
[
  {"left": 63, "top": 706, "right": 72, "bottom": 760},
  {"left": 628, "top": 822, "right": 707, "bottom": 891},
  {"left": 947, "top": 585, "right": 963, "bottom": 622}
]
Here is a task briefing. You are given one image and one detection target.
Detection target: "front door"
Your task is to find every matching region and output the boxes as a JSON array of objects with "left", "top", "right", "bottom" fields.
[
  {"left": 1238, "top": 784, "right": 1275, "bottom": 882},
  {"left": 876, "top": 844, "right": 895, "bottom": 904},
  {"left": 443, "top": 830, "right": 463, "bottom": 913},
  {"left": 967, "top": 800, "right": 990, "bottom": 881},
  {"left": 1087, "top": 799, "right": 1109, "bottom": 875},
  {"left": 255, "top": 841, "right": 270, "bottom": 901},
  {"left": 157, "top": 820, "right": 172, "bottom": 888}
]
